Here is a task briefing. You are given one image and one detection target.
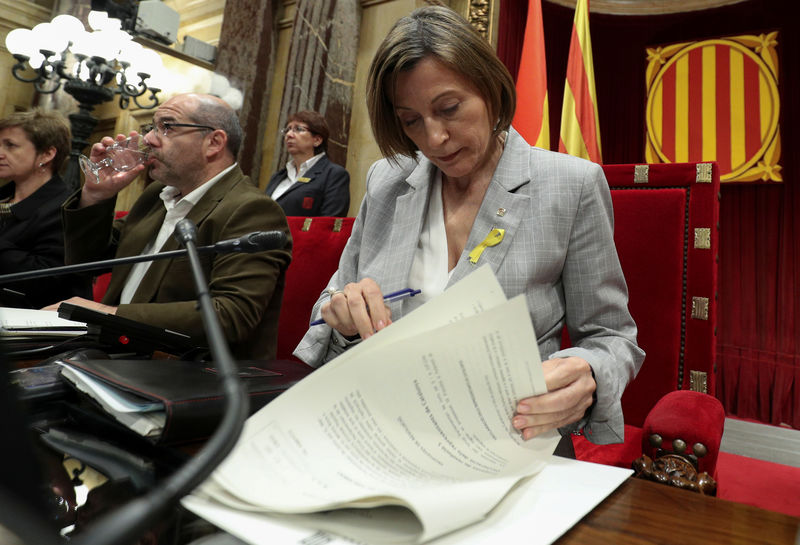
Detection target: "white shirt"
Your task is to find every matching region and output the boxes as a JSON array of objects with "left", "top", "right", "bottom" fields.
[
  {"left": 270, "top": 152, "right": 326, "bottom": 200},
  {"left": 405, "top": 169, "right": 451, "bottom": 314},
  {"left": 119, "top": 164, "right": 236, "bottom": 304}
]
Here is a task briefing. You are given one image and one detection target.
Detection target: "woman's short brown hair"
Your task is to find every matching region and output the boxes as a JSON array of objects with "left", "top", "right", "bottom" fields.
[
  {"left": 366, "top": 5, "right": 516, "bottom": 159},
  {"left": 0, "top": 109, "right": 72, "bottom": 171},
  {"left": 287, "top": 111, "right": 330, "bottom": 154}
]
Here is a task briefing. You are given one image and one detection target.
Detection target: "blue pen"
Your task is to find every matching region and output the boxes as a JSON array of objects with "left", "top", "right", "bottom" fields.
[{"left": 310, "top": 288, "right": 421, "bottom": 326}]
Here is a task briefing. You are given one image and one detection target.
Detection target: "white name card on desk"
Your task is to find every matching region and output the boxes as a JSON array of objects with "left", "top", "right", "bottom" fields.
[{"left": 183, "top": 457, "right": 632, "bottom": 545}]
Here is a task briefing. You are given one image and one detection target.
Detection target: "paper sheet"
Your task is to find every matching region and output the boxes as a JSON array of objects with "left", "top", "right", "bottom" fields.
[
  {"left": 183, "top": 457, "right": 633, "bottom": 545},
  {"left": 191, "top": 267, "right": 563, "bottom": 543}
]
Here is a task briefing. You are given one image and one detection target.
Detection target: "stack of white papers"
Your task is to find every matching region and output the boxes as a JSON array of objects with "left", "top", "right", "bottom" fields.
[
  {"left": 184, "top": 457, "right": 632, "bottom": 545},
  {"left": 182, "top": 267, "right": 630, "bottom": 545},
  {"left": 59, "top": 364, "right": 165, "bottom": 438},
  {"left": 0, "top": 307, "right": 86, "bottom": 338}
]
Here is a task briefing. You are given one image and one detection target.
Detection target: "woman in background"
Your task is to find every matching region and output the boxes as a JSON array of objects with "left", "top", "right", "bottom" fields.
[
  {"left": 295, "top": 5, "right": 644, "bottom": 455},
  {"left": 265, "top": 110, "right": 350, "bottom": 217},
  {"left": 0, "top": 109, "right": 89, "bottom": 308}
]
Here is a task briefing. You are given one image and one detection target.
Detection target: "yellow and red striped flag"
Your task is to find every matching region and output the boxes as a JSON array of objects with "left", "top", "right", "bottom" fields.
[
  {"left": 559, "top": 0, "right": 602, "bottom": 163},
  {"left": 513, "top": 0, "right": 550, "bottom": 149}
]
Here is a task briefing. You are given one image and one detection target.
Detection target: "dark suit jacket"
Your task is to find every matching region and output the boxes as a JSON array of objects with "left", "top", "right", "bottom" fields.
[
  {"left": 62, "top": 166, "right": 292, "bottom": 360},
  {"left": 266, "top": 155, "right": 350, "bottom": 217},
  {"left": 0, "top": 175, "right": 90, "bottom": 308}
]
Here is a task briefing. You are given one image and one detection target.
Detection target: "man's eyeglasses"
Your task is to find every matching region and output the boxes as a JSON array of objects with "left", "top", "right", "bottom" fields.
[
  {"left": 280, "top": 126, "right": 311, "bottom": 136},
  {"left": 142, "top": 120, "right": 217, "bottom": 138}
]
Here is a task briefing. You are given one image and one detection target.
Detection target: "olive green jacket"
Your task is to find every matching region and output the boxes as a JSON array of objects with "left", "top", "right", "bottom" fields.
[{"left": 63, "top": 166, "right": 291, "bottom": 360}]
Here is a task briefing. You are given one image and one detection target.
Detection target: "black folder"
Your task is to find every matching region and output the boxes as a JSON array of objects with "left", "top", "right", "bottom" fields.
[{"left": 59, "top": 357, "right": 314, "bottom": 445}]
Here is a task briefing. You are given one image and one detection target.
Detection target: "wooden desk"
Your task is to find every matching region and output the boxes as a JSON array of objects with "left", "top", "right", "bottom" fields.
[{"left": 557, "top": 478, "right": 800, "bottom": 544}]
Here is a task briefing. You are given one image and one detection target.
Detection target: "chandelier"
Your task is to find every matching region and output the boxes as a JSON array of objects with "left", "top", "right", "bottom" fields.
[{"left": 4, "top": 12, "right": 164, "bottom": 187}]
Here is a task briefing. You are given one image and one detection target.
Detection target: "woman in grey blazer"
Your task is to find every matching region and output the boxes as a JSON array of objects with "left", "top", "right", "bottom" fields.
[{"left": 295, "top": 5, "right": 644, "bottom": 449}]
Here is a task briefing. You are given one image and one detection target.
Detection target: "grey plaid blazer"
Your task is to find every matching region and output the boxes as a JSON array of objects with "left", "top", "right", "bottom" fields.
[{"left": 294, "top": 127, "right": 644, "bottom": 444}]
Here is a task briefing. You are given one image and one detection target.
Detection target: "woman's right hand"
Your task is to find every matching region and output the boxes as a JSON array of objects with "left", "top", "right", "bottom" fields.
[
  {"left": 320, "top": 278, "right": 393, "bottom": 340},
  {"left": 79, "top": 132, "right": 147, "bottom": 208}
]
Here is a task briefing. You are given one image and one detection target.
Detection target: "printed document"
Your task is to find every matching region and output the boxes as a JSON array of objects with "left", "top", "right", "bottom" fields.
[{"left": 187, "top": 266, "right": 564, "bottom": 543}]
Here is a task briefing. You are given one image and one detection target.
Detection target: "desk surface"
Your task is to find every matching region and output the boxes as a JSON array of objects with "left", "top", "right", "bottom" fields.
[{"left": 557, "top": 477, "right": 800, "bottom": 544}]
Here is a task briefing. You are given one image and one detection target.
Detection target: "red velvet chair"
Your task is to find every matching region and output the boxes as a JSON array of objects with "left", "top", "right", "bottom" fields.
[
  {"left": 275, "top": 216, "right": 355, "bottom": 361},
  {"left": 573, "top": 162, "right": 722, "bottom": 483},
  {"left": 92, "top": 211, "right": 129, "bottom": 303}
]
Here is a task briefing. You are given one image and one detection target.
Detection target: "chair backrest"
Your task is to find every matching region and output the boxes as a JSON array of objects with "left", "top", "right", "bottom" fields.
[
  {"left": 92, "top": 211, "right": 129, "bottom": 303},
  {"left": 276, "top": 216, "right": 355, "bottom": 360},
  {"left": 602, "top": 162, "right": 720, "bottom": 427}
]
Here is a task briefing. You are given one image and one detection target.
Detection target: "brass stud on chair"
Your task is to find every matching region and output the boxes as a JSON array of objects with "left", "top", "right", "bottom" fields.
[
  {"left": 673, "top": 439, "right": 687, "bottom": 453},
  {"left": 689, "top": 370, "right": 708, "bottom": 393},
  {"left": 693, "top": 443, "right": 708, "bottom": 458},
  {"left": 691, "top": 296, "right": 710, "bottom": 320},
  {"left": 634, "top": 164, "right": 649, "bottom": 184},
  {"left": 696, "top": 163, "right": 713, "bottom": 183},
  {"left": 694, "top": 228, "right": 711, "bottom": 249},
  {"left": 649, "top": 434, "right": 663, "bottom": 447}
]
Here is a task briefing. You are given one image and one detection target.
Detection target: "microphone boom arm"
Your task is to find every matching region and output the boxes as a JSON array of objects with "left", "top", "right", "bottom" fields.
[
  {"left": 0, "top": 231, "right": 286, "bottom": 285},
  {"left": 71, "top": 219, "right": 250, "bottom": 545}
]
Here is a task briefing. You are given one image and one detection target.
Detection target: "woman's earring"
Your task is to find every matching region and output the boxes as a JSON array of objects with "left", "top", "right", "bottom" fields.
[{"left": 39, "top": 162, "right": 45, "bottom": 168}]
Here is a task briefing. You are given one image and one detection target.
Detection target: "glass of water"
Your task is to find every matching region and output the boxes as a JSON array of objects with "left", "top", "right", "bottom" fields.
[{"left": 79, "top": 136, "right": 151, "bottom": 183}]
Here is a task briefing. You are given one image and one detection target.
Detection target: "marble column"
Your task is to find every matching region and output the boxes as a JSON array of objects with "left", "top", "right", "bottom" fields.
[
  {"left": 216, "top": 0, "right": 280, "bottom": 180},
  {"left": 271, "top": 0, "right": 361, "bottom": 173}
]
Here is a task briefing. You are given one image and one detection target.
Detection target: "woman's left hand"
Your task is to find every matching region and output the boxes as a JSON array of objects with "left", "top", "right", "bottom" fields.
[{"left": 512, "top": 357, "right": 596, "bottom": 440}]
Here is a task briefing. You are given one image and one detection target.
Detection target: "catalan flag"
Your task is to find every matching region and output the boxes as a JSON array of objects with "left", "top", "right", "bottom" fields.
[
  {"left": 513, "top": 0, "right": 550, "bottom": 149},
  {"left": 559, "top": 0, "right": 602, "bottom": 163}
]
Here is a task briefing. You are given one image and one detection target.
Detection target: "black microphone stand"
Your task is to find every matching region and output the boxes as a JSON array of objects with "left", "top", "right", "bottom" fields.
[
  {"left": 72, "top": 219, "right": 248, "bottom": 545},
  {"left": 67, "top": 218, "right": 249, "bottom": 545}
]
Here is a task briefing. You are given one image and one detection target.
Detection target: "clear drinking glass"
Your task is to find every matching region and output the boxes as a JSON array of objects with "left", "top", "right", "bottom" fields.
[{"left": 79, "top": 137, "right": 151, "bottom": 183}]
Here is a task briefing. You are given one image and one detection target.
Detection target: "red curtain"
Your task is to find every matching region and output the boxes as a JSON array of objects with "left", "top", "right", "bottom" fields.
[{"left": 498, "top": 0, "right": 800, "bottom": 428}]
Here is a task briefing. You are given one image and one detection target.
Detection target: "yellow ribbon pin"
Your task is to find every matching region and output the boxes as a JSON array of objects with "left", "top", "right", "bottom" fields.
[
  {"left": 468, "top": 228, "right": 505, "bottom": 264},
  {"left": 297, "top": 177, "right": 311, "bottom": 183}
]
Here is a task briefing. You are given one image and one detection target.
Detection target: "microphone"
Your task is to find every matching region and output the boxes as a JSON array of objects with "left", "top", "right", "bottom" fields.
[
  {"left": 213, "top": 230, "right": 288, "bottom": 254},
  {"left": 174, "top": 218, "right": 287, "bottom": 254},
  {"left": 173, "top": 217, "right": 198, "bottom": 246},
  {"left": 0, "top": 228, "right": 288, "bottom": 285}
]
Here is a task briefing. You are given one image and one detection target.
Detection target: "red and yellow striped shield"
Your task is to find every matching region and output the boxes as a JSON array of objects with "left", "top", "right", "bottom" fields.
[{"left": 645, "top": 33, "right": 781, "bottom": 182}]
